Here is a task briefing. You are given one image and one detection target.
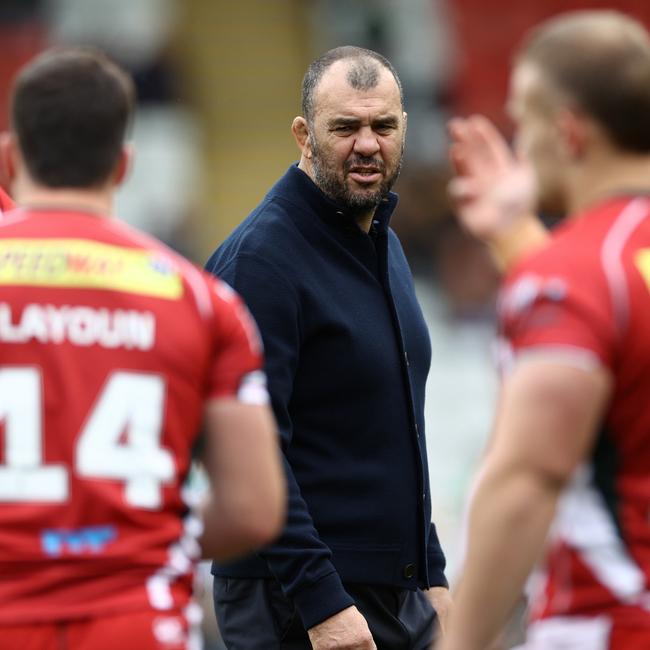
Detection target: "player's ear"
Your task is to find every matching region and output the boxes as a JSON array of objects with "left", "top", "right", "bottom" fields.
[
  {"left": 0, "top": 131, "right": 18, "bottom": 189},
  {"left": 556, "top": 108, "right": 588, "bottom": 160},
  {"left": 113, "top": 143, "right": 133, "bottom": 187},
  {"left": 291, "top": 116, "right": 312, "bottom": 159}
]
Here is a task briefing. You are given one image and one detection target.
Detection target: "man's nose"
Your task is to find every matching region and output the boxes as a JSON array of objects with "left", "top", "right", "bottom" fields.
[{"left": 353, "top": 127, "right": 380, "bottom": 157}]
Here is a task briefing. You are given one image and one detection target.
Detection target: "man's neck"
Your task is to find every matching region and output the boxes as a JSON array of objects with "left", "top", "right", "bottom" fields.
[
  {"left": 355, "top": 212, "right": 374, "bottom": 233},
  {"left": 297, "top": 157, "right": 375, "bottom": 233},
  {"left": 569, "top": 151, "right": 650, "bottom": 214},
  {"left": 13, "top": 184, "right": 113, "bottom": 216}
]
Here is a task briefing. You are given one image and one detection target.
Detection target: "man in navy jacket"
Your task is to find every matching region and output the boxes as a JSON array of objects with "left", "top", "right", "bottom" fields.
[{"left": 206, "top": 46, "right": 450, "bottom": 650}]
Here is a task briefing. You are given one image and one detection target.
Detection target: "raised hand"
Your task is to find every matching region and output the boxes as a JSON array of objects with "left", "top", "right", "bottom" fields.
[
  {"left": 448, "top": 115, "right": 537, "bottom": 240},
  {"left": 447, "top": 115, "right": 548, "bottom": 270}
]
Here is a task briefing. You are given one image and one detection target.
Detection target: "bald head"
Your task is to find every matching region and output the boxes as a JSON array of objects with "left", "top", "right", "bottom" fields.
[
  {"left": 301, "top": 46, "right": 404, "bottom": 124},
  {"left": 515, "top": 10, "right": 650, "bottom": 152}
]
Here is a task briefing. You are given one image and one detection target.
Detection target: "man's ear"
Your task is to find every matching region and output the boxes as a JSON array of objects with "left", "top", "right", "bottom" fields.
[
  {"left": 291, "top": 116, "right": 312, "bottom": 159},
  {"left": 0, "top": 131, "right": 17, "bottom": 190},
  {"left": 556, "top": 107, "right": 589, "bottom": 160},
  {"left": 113, "top": 143, "right": 133, "bottom": 187}
]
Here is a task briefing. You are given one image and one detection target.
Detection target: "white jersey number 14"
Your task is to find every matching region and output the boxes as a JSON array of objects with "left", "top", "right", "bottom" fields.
[{"left": 0, "top": 368, "right": 174, "bottom": 509}]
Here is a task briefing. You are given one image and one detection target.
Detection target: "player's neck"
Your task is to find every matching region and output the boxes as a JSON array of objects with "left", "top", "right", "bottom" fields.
[
  {"left": 13, "top": 182, "right": 113, "bottom": 217},
  {"left": 569, "top": 152, "right": 650, "bottom": 214}
]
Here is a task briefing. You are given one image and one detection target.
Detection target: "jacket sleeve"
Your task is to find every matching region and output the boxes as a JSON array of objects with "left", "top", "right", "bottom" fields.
[
  {"left": 205, "top": 251, "right": 355, "bottom": 629},
  {"left": 426, "top": 521, "right": 448, "bottom": 588}
]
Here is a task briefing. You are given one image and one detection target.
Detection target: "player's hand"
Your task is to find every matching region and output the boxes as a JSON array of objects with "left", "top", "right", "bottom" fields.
[
  {"left": 424, "top": 586, "right": 453, "bottom": 640},
  {"left": 447, "top": 115, "right": 537, "bottom": 241},
  {"left": 307, "top": 606, "right": 377, "bottom": 649}
]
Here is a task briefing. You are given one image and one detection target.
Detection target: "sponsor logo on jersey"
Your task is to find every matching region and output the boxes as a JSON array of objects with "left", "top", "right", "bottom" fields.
[
  {"left": 41, "top": 525, "right": 117, "bottom": 556},
  {"left": 0, "top": 239, "right": 183, "bottom": 299},
  {"left": 0, "top": 302, "right": 156, "bottom": 349}
]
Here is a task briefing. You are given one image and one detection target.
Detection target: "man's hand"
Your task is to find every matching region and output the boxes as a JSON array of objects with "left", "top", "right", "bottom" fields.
[
  {"left": 447, "top": 115, "right": 547, "bottom": 271},
  {"left": 424, "top": 586, "right": 452, "bottom": 637},
  {"left": 307, "top": 606, "right": 376, "bottom": 650},
  {"left": 447, "top": 115, "right": 537, "bottom": 239}
]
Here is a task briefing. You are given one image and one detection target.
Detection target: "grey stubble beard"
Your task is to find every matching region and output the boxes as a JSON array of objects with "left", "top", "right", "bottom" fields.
[{"left": 310, "top": 137, "right": 404, "bottom": 217}]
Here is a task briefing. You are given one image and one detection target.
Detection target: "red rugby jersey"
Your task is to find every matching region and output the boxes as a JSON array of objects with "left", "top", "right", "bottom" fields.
[
  {"left": 0, "top": 208, "right": 266, "bottom": 623},
  {"left": 499, "top": 196, "right": 650, "bottom": 627},
  {"left": 0, "top": 186, "right": 14, "bottom": 215}
]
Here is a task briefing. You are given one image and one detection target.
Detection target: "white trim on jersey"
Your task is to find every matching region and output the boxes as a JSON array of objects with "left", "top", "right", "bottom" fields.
[
  {"left": 514, "top": 345, "right": 603, "bottom": 373},
  {"left": 237, "top": 369, "right": 270, "bottom": 405},
  {"left": 554, "top": 465, "right": 647, "bottom": 604},
  {"left": 516, "top": 616, "right": 611, "bottom": 650},
  {"left": 145, "top": 510, "right": 203, "bottom": 610},
  {"left": 600, "top": 198, "right": 650, "bottom": 336},
  {"left": 185, "top": 600, "right": 204, "bottom": 650}
]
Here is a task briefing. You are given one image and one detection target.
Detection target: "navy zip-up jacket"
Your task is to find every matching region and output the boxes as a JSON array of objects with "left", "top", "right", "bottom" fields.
[{"left": 206, "top": 164, "right": 447, "bottom": 630}]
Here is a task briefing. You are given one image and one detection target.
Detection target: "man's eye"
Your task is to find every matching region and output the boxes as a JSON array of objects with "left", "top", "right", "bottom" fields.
[{"left": 375, "top": 125, "right": 395, "bottom": 134}]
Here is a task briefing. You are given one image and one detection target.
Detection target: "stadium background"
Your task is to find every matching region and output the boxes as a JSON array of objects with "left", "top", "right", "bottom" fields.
[{"left": 1, "top": 1, "right": 648, "bottom": 647}]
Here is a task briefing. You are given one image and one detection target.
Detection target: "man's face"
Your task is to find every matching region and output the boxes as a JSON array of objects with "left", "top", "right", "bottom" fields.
[
  {"left": 508, "top": 62, "right": 568, "bottom": 214},
  {"left": 307, "top": 61, "right": 406, "bottom": 214}
]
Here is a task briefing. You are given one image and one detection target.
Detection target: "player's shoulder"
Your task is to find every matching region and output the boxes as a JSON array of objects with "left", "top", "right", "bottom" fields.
[
  {"left": 501, "top": 233, "right": 600, "bottom": 322},
  {"left": 501, "top": 197, "right": 650, "bottom": 322},
  {"left": 104, "top": 217, "right": 236, "bottom": 322},
  {"left": 504, "top": 230, "right": 587, "bottom": 295},
  {"left": 106, "top": 217, "right": 204, "bottom": 277},
  {"left": 116, "top": 220, "right": 248, "bottom": 334},
  {"left": 510, "top": 197, "right": 648, "bottom": 281}
]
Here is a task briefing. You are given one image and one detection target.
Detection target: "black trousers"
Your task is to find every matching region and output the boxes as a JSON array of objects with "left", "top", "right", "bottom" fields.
[{"left": 213, "top": 577, "right": 437, "bottom": 650}]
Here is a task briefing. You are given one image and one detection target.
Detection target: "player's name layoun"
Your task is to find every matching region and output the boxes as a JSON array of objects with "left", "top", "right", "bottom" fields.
[{"left": 0, "top": 302, "right": 155, "bottom": 349}]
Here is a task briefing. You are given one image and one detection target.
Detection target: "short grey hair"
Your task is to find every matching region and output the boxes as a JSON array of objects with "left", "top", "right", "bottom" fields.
[{"left": 301, "top": 45, "right": 404, "bottom": 123}]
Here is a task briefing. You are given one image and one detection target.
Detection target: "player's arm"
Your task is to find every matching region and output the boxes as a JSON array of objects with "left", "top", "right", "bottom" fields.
[
  {"left": 447, "top": 115, "right": 549, "bottom": 271},
  {"left": 438, "top": 356, "right": 612, "bottom": 650},
  {"left": 199, "top": 396, "right": 285, "bottom": 561},
  {"left": 197, "top": 277, "right": 286, "bottom": 561}
]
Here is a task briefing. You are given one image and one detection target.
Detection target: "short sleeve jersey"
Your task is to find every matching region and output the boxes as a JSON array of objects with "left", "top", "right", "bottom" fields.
[
  {"left": 0, "top": 208, "right": 265, "bottom": 624},
  {"left": 499, "top": 197, "right": 650, "bottom": 625}
]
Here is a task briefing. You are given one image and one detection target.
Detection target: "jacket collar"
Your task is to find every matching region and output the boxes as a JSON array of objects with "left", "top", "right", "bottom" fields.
[{"left": 269, "top": 163, "right": 398, "bottom": 235}]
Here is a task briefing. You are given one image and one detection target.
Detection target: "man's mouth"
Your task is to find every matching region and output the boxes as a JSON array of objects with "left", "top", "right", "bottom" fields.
[{"left": 347, "top": 166, "right": 382, "bottom": 184}]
